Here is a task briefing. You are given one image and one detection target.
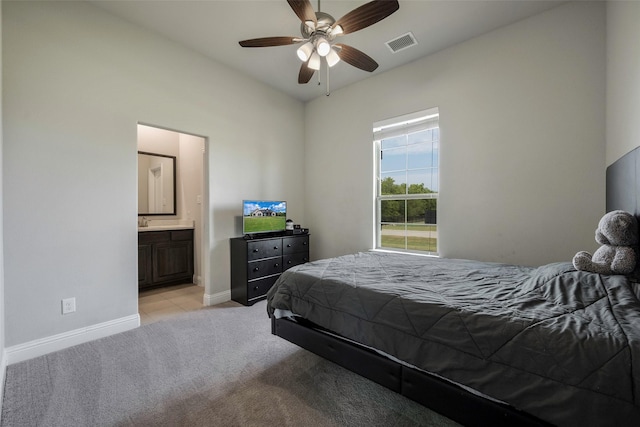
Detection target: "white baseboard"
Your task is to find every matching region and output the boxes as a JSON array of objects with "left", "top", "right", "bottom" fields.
[
  {"left": 0, "top": 348, "right": 7, "bottom": 408},
  {"left": 5, "top": 314, "right": 140, "bottom": 365},
  {"left": 203, "top": 290, "right": 230, "bottom": 306}
]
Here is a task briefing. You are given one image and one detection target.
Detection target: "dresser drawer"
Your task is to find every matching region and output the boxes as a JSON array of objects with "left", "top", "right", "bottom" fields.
[
  {"left": 283, "top": 236, "right": 309, "bottom": 254},
  {"left": 248, "top": 257, "right": 283, "bottom": 280},
  {"left": 248, "top": 276, "right": 280, "bottom": 301},
  {"left": 283, "top": 252, "right": 309, "bottom": 270},
  {"left": 247, "top": 239, "right": 282, "bottom": 261}
]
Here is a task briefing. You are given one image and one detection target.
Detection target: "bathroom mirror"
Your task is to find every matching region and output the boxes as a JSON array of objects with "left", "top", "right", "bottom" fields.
[{"left": 138, "top": 151, "right": 176, "bottom": 216}]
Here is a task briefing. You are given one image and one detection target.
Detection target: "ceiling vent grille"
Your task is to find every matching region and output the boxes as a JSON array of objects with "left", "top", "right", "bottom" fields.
[{"left": 385, "top": 32, "right": 417, "bottom": 53}]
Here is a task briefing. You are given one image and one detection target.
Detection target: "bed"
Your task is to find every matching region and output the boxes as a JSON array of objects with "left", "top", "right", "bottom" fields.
[{"left": 265, "top": 147, "right": 640, "bottom": 427}]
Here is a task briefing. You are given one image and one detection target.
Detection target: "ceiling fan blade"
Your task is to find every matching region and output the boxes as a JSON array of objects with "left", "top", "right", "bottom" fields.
[
  {"left": 239, "top": 37, "right": 299, "bottom": 48},
  {"left": 333, "top": 0, "right": 399, "bottom": 35},
  {"left": 335, "top": 44, "right": 378, "bottom": 72},
  {"left": 287, "top": 0, "right": 317, "bottom": 25},
  {"left": 298, "top": 61, "right": 315, "bottom": 84}
]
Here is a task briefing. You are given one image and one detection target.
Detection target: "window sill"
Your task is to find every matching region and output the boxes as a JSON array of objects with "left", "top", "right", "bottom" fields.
[{"left": 372, "top": 248, "right": 439, "bottom": 258}]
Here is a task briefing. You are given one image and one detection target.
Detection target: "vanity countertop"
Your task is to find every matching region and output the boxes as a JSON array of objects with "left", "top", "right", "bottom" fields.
[{"left": 138, "top": 225, "right": 194, "bottom": 232}]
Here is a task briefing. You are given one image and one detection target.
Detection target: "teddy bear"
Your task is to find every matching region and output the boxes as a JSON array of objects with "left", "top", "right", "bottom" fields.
[{"left": 573, "top": 210, "right": 639, "bottom": 275}]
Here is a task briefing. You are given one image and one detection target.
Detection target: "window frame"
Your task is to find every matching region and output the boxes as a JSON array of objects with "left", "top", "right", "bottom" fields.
[{"left": 373, "top": 108, "right": 439, "bottom": 256}]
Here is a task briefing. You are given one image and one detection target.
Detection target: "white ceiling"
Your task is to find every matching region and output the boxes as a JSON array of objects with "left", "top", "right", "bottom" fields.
[{"left": 91, "top": 0, "right": 566, "bottom": 102}]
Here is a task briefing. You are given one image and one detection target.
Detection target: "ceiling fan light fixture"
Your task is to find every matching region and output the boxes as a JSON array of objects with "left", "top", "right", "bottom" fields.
[
  {"left": 296, "top": 41, "right": 314, "bottom": 62},
  {"left": 239, "top": 0, "right": 401, "bottom": 87},
  {"left": 326, "top": 48, "right": 340, "bottom": 67},
  {"left": 315, "top": 37, "right": 331, "bottom": 57},
  {"left": 308, "top": 52, "right": 321, "bottom": 70}
]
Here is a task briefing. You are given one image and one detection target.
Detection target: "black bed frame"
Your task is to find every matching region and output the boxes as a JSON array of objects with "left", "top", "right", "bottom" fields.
[
  {"left": 272, "top": 316, "right": 551, "bottom": 427},
  {"left": 269, "top": 146, "right": 640, "bottom": 426}
]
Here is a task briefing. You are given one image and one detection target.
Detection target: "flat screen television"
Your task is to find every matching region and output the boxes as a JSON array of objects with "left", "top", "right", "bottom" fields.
[{"left": 242, "top": 200, "right": 287, "bottom": 235}]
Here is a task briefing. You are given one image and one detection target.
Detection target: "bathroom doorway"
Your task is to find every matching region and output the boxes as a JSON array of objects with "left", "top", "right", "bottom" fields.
[{"left": 136, "top": 124, "right": 208, "bottom": 323}]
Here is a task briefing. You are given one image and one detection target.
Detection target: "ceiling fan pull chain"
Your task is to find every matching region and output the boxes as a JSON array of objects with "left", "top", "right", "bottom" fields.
[{"left": 326, "top": 63, "right": 331, "bottom": 96}]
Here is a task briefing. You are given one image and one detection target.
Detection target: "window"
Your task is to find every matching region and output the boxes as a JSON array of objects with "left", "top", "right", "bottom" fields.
[{"left": 374, "top": 109, "right": 439, "bottom": 255}]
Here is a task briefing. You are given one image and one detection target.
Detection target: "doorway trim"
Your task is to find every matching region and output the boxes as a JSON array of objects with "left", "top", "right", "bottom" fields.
[{"left": 137, "top": 122, "right": 216, "bottom": 306}]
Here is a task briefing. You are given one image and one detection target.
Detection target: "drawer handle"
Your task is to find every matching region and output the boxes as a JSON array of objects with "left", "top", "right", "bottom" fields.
[
  {"left": 253, "top": 249, "right": 259, "bottom": 253},
  {"left": 274, "top": 263, "right": 279, "bottom": 268},
  {"left": 273, "top": 246, "right": 278, "bottom": 250},
  {"left": 303, "top": 242, "right": 307, "bottom": 245},
  {"left": 303, "top": 258, "right": 308, "bottom": 262},
  {"left": 254, "top": 286, "right": 259, "bottom": 290},
  {"left": 253, "top": 267, "right": 259, "bottom": 272},
  {"left": 287, "top": 244, "right": 292, "bottom": 247},
  {"left": 287, "top": 260, "right": 292, "bottom": 264}
]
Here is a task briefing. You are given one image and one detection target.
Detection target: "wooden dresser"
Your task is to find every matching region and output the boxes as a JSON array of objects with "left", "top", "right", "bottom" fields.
[{"left": 230, "top": 234, "right": 309, "bottom": 306}]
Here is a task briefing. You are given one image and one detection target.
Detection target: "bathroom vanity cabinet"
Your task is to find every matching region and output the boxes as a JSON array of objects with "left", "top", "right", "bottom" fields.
[{"left": 138, "top": 228, "right": 194, "bottom": 290}]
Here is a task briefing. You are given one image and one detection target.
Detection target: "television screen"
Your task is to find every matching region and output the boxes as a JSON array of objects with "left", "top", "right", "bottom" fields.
[{"left": 242, "top": 200, "right": 287, "bottom": 234}]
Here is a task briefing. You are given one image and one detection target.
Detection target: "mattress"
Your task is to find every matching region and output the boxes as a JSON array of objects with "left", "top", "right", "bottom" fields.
[{"left": 266, "top": 251, "right": 640, "bottom": 426}]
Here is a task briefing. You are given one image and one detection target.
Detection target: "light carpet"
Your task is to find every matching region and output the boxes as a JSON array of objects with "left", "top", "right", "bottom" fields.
[{"left": 1, "top": 300, "right": 460, "bottom": 426}]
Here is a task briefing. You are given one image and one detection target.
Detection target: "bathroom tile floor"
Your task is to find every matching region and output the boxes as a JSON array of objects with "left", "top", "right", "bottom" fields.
[{"left": 138, "top": 283, "right": 204, "bottom": 325}]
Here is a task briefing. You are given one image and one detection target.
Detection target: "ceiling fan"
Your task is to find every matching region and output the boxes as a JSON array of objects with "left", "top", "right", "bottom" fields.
[{"left": 239, "top": 0, "right": 400, "bottom": 85}]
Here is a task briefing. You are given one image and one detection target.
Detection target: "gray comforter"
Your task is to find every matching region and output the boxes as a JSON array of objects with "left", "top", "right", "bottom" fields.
[{"left": 266, "top": 251, "right": 640, "bottom": 426}]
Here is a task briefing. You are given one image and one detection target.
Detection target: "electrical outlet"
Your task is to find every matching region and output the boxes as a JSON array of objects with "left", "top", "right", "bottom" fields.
[{"left": 62, "top": 297, "right": 76, "bottom": 315}]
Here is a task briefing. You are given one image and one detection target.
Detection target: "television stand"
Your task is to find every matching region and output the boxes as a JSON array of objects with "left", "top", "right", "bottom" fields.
[
  {"left": 243, "top": 229, "right": 308, "bottom": 240},
  {"left": 243, "top": 231, "right": 286, "bottom": 240}
]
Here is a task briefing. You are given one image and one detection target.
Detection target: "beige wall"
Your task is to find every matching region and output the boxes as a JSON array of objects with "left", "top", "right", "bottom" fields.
[
  {"left": 178, "top": 133, "right": 205, "bottom": 285},
  {"left": 2, "top": 0, "right": 304, "bottom": 348},
  {"left": 0, "top": 0, "right": 6, "bottom": 398},
  {"left": 304, "top": 1, "right": 606, "bottom": 267},
  {"left": 606, "top": 1, "right": 640, "bottom": 165}
]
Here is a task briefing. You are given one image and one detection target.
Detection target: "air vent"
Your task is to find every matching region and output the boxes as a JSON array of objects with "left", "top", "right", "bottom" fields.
[
  {"left": 385, "top": 32, "right": 418, "bottom": 53},
  {"left": 385, "top": 32, "right": 417, "bottom": 53}
]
